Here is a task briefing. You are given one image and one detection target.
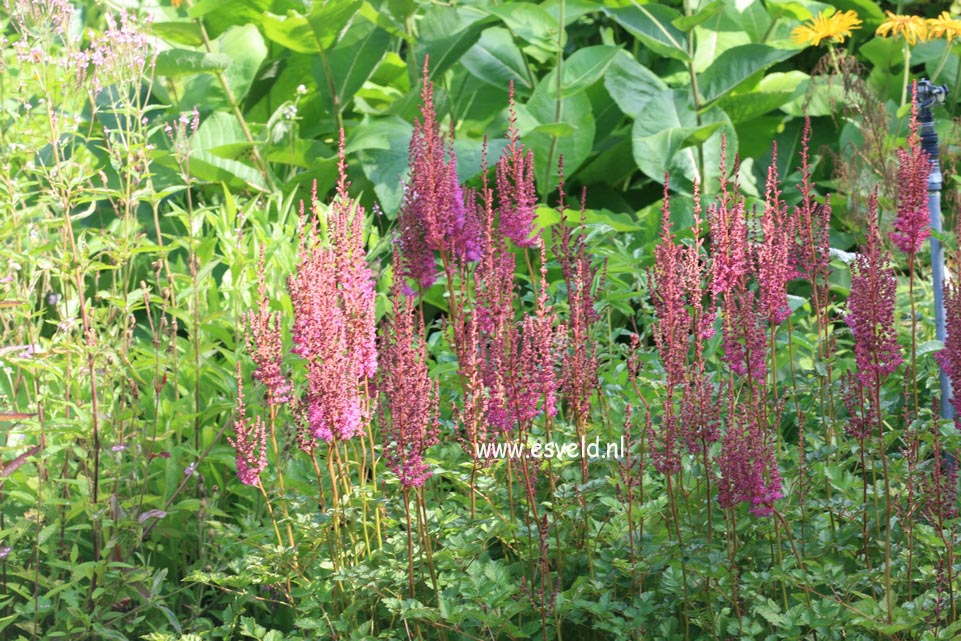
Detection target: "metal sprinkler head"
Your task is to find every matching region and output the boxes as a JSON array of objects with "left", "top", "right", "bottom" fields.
[{"left": 916, "top": 79, "right": 948, "bottom": 113}]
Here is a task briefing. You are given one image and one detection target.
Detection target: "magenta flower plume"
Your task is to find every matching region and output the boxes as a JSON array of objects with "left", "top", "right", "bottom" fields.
[
  {"left": 379, "top": 259, "right": 440, "bottom": 488},
  {"left": 708, "top": 140, "right": 750, "bottom": 297},
  {"left": 716, "top": 394, "right": 783, "bottom": 517},
  {"left": 720, "top": 288, "right": 767, "bottom": 380},
  {"left": 845, "top": 197, "right": 902, "bottom": 388},
  {"left": 795, "top": 119, "right": 832, "bottom": 312},
  {"left": 755, "top": 142, "right": 797, "bottom": 326},
  {"left": 397, "top": 58, "right": 480, "bottom": 290},
  {"left": 289, "top": 139, "right": 377, "bottom": 443},
  {"left": 245, "top": 249, "right": 292, "bottom": 407},
  {"left": 889, "top": 84, "right": 931, "bottom": 256},
  {"left": 498, "top": 239, "right": 561, "bottom": 430},
  {"left": 650, "top": 183, "right": 690, "bottom": 389},
  {"left": 229, "top": 364, "right": 268, "bottom": 486},
  {"left": 647, "top": 184, "right": 685, "bottom": 474},
  {"left": 554, "top": 178, "right": 601, "bottom": 432},
  {"left": 331, "top": 131, "right": 378, "bottom": 380},
  {"left": 496, "top": 82, "right": 538, "bottom": 248}
]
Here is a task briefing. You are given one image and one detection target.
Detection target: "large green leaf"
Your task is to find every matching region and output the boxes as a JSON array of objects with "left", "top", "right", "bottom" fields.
[
  {"left": 698, "top": 44, "right": 796, "bottom": 104},
  {"left": 603, "top": 50, "right": 667, "bottom": 117},
  {"left": 631, "top": 89, "right": 736, "bottom": 193},
  {"left": 488, "top": 3, "right": 561, "bottom": 51},
  {"left": 672, "top": 0, "right": 724, "bottom": 32},
  {"left": 349, "top": 117, "right": 414, "bottom": 215},
  {"left": 150, "top": 21, "right": 204, "bottom": 47},
  {"left": 548, "top": 45, "right": 618, "bottom": 98},
  {"left": 261, "top": 2, "right": 362, "bottom": 54},
  {"left": 724, "top": 0, "right": 772, "bottom": 43},
  {"left": 461, "top": 27, "right": 532, "bottom": 92},
  {"left": 185, "top": 0, "right": 270, "bottom": 38},
  {"left": 717, "top": 71, "right": 807, "bottom": 124},
  {"left": 415, "top": 5, "right": 489, "bottom": 78},
  {"left": 179, "top": 24, "right": 267, "bottom": 110},
  {"left": 154, "top": 49, "right": 230, "bottom": 77},
  {"left": 517, "top": 72, "right": 595, "bottom": 196},
  {"left": 604, "top": 5, "right": 690, "bottom": 63},
  {"left": 314, "top": 23, "right": 389, "bottom": 116}
]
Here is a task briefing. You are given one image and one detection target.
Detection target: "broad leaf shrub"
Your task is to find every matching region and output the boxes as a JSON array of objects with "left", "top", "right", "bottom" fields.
[{"left": 2, "top": 0, "right": 961, "bottom": 640}]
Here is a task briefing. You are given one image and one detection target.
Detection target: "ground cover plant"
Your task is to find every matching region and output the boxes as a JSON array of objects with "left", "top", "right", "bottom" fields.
[{"left": 4, "top": 0, "right": 961, "bottom": 639}]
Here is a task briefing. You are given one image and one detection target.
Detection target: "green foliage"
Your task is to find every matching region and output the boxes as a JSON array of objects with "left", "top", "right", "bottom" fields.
[{"left": 3, "top": 0, "right": 961, "bottom": 640}]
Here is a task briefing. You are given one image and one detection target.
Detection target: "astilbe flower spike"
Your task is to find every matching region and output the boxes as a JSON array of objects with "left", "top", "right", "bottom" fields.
[
  {"left": 554, "top": 177, "right": 602, "bottom": 438},
  {"left": 379, "top": 258, "right": 440, "bottom": 488},
  {"left": 708, "top": 139, "right": 750, "bottom": 297},
  {"left": 795, "top": 118, "right": 832, "bottom": 314},
  {"left": 289, "top": 135, "right": 377, "bottom": 443},
  {"left": 396, "top": 58, "right": 480, "bottom": 290},
  {"left": 496, "top": 82, "right": 538, "bottom": 248},
  {"left": 245, "top": 247, "right": 292, "bottom": 407},
  {"left": 716, "top": 393, "right": 783, "bottom": 517},
  {"left": 889, "top": 84, "right": 931, "bottom": 256},
  {"left": 229, "top": 363, "right": 268, "bottom": 486},
  {"left": 648, "top": 181, "right": 686, "bottom": 474},
  {"left": 845, "top": 195, "right": 903, "bottom": 388},
  {"left": 755, "top": 142, "right": 798, "bottom": 326}
]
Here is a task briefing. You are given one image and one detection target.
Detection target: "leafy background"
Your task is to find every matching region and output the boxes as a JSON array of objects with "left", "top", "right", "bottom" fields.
[{"left": 3, "top": 0, "right": 961, "bottom": 639}]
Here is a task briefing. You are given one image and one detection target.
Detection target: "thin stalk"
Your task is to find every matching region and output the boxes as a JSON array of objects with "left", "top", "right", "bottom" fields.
[
  {"left": 873, "top": 376, "right": 893, "bottom": 625},
  {"left": 403, "top": 488, "right": 416, "bottom": 597},
  {"left": 267, "top": 405, "right": 295, "bottom": 550}
]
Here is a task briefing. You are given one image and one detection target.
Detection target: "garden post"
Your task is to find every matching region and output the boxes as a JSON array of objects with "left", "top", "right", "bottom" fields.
[{"left": 918, "top": 79, "right": 952, "bottom": 423}]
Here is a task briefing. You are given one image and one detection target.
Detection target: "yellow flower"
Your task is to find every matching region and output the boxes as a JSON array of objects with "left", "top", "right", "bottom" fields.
[
  {"left": 791, "top": 10, "right": 862, "bottom": 47},
  {"left": 928, "top": 12, "right": 961, "bottom": 41},
  {"left": 876, "top": 11, "right": 929, "bottom": 45}
]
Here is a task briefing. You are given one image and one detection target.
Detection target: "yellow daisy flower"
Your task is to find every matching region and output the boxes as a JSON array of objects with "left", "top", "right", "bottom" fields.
[
  {"left": 876, "top": 11, "right": 929, "bottom": 46},
  {"left": 928, "top": 12, "right": 961, "bottom": 41},
  {"left": 791, "top": 9, "right": 862, "bottom": 46}
]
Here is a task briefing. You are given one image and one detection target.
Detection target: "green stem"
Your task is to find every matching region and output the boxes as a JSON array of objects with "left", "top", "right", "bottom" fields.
[{"left": 901, "top": 42, "right": 911, "bottom": 108}]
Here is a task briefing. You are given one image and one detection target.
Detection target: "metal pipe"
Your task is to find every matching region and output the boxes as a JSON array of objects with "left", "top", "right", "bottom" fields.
[{"left": 917, "top": 79, "right": 951, "bottom": 421}]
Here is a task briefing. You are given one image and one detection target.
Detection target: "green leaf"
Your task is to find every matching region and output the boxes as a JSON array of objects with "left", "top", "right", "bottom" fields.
[
  {"left": 717, "top": 70, "right": 807, "bottom": 123},
  {"left": 150, "top": 21, "right": 203, "bottom": 46},
  {"left": 180, "top": 24, "right": 268, "bottom": 109},
  {"left": 154, "top": 49, "right": 231, "bottom": 78},
  {"left": 603, "top": 50, "right": 667, "bottom": 116},
  {"left": 725, "top": 0, "right": 773, "bottom": 43},
  {"left": 530, "top": 122, "right": 576, "bottom": 137},
  {"left": 415, "top": 5, "right": 488, "bottom": 78},
  {"left": 307, "top": 0, "right": 363, "bottom": 51},
  {"left": 698, "top": 44, "right": 796, "bottom": 103},
  {"left": 261, "top": 11, "right": 319, "bottom": 54},
  {"left": 261, "top": 2, "right": 361, "bottom": 54},
  {"left": 350, "top": 117, "right": 413, "bottom": 215},
  {"left": 462, "top": 27, "right": 532, "bottom": 92},
  {"left": 517, "top": 71, "right": 595, "bottom": 195},
  {"left": 549, "top": 45, "right": 618, "bottom": 98},
  {"left": 314, "top": 23, "right": 389, "bottom": 116},
  {"left": 917, "top": 340, "right": 945, "bottom": 357},
  {"left": 605, "top": 5, "right": 690, "bottom": 63},
  {"left": 630, "top": 89, "right": 736, "bottom": 192},
  {"left": 488, "top": 3, "right": 560, "bottom": 51},
  {"left": 672, "top": 0, "right": 724, "bottom": 32}
]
